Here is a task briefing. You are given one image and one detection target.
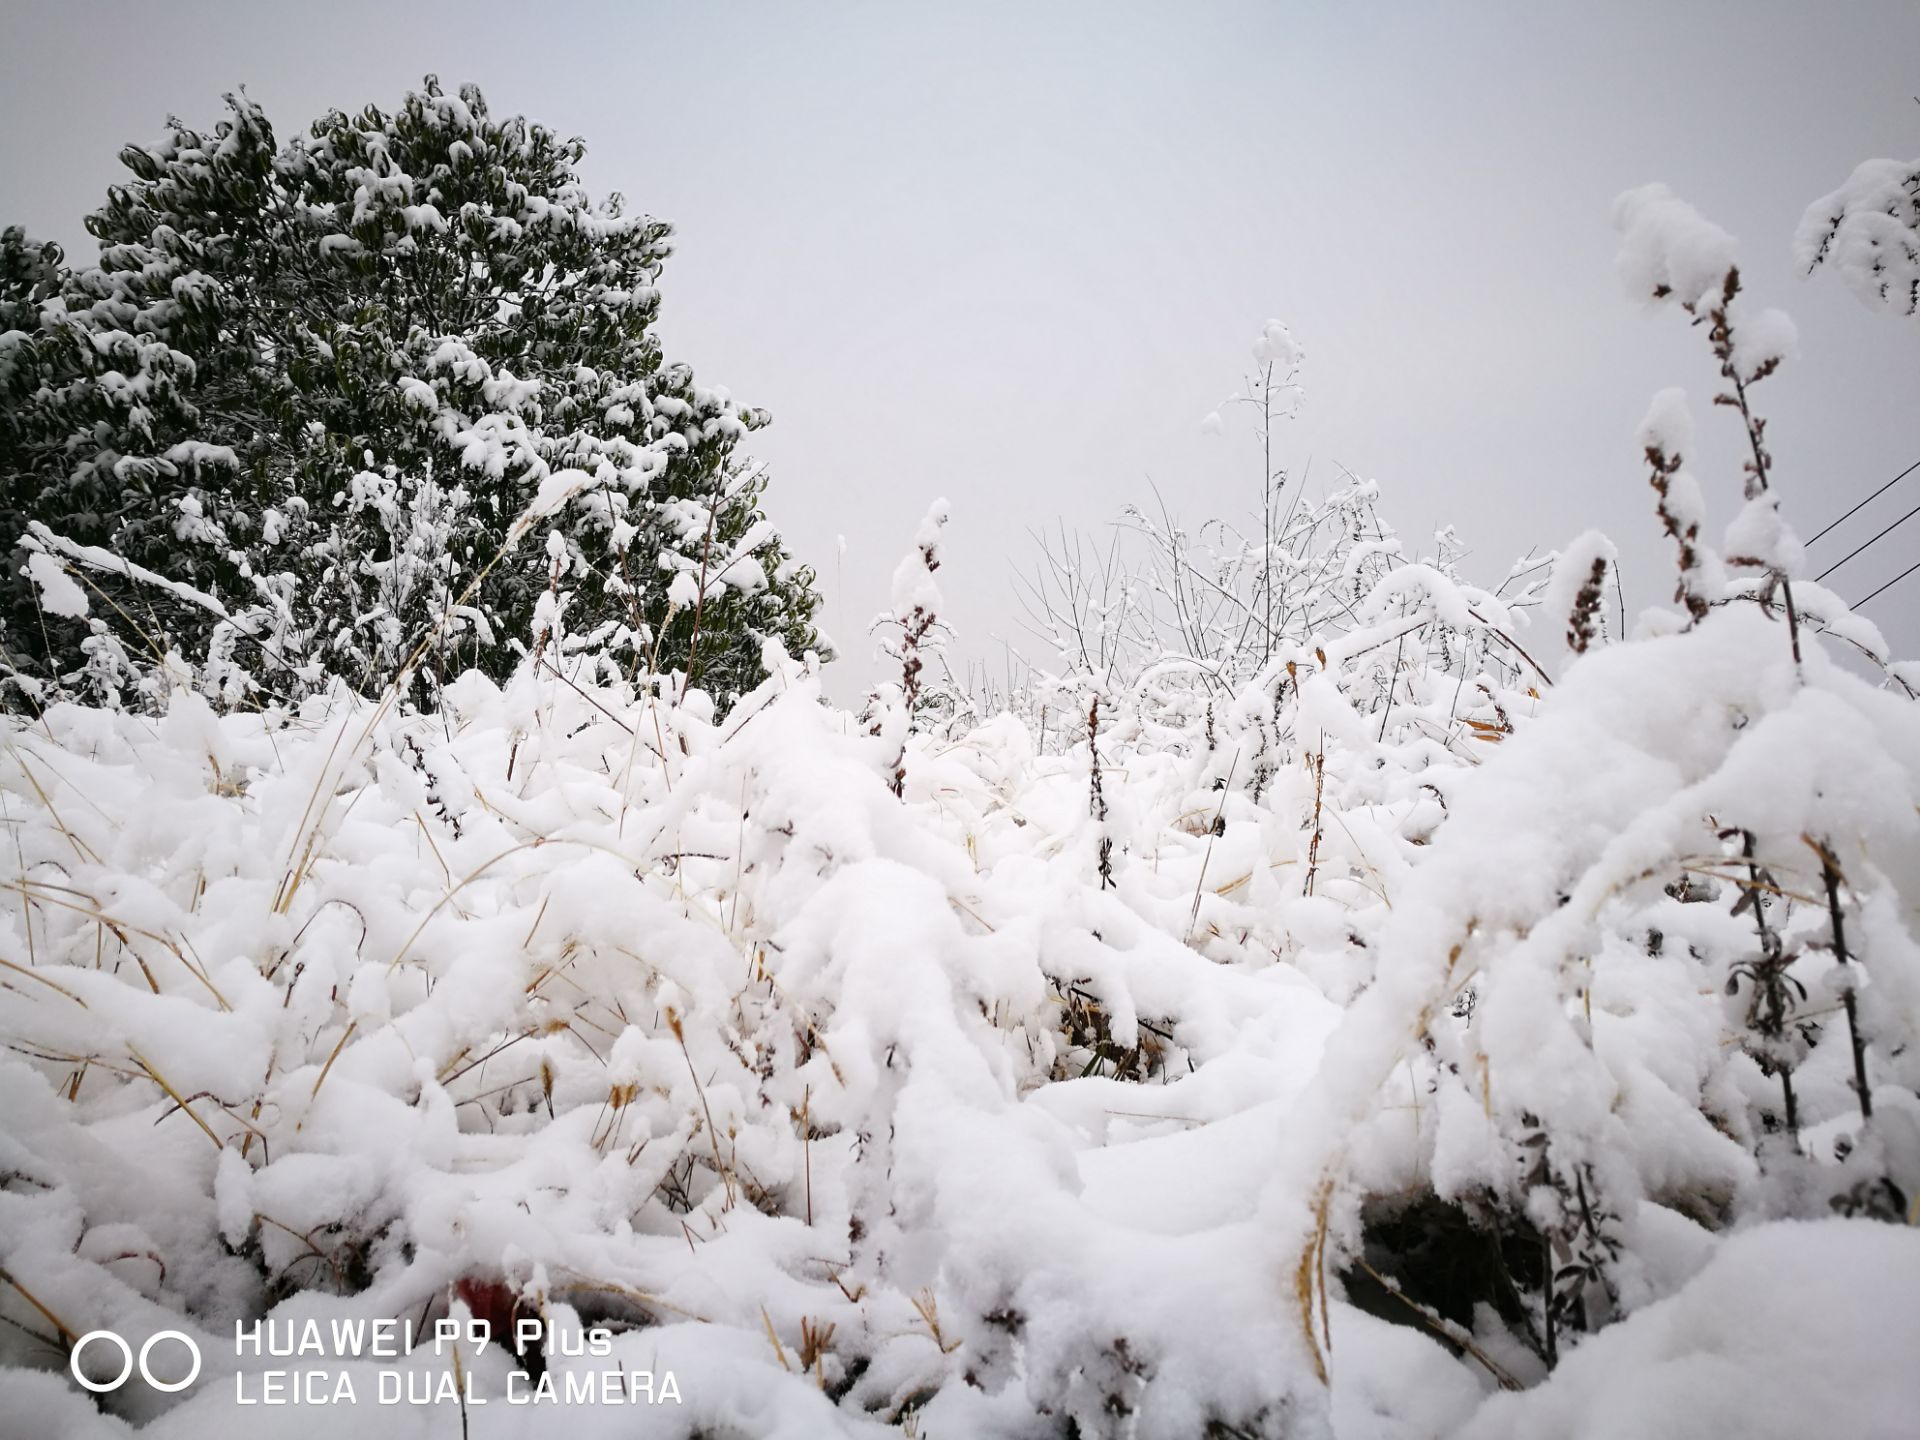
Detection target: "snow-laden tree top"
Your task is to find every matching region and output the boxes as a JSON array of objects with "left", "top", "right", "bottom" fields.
[{"left": 2, "top": 76, "right": 824, "bottom": 713}]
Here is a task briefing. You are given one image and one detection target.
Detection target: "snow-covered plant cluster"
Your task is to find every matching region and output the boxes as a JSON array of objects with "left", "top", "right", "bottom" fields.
[
  {"left": 997, "top": 321, "right": 1557, "bottom": 770},
  {"left": 1796, "top": 151, "right": 1920, "bottom": 320},
  {"left": 2, "top": 179, "right": 1919, "bottom": 1440}
]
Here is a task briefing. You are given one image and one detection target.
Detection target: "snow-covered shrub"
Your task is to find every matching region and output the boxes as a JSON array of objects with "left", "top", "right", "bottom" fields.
[{"left": 1274, "top": 185, "right": 1920, "bottom": 1399}]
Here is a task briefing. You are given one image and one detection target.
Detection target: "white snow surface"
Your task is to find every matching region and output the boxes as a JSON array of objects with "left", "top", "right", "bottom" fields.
[
  {"left": 0, "top": 586, "right": 1915, "bottom": 1438},
  {"left": 1457, "top": 1220, "right": 1920, "bottom": 1440}
]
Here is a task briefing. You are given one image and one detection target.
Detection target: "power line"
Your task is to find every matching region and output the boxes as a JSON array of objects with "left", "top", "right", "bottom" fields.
[
  {"left": 1854, "top": 556, "right": 1920, "bottom": 610},
  {"left": 1806, "top": 458, "right": 1920, "bottom": 546},
  {"left": 1815, "top": 496, "right": 1920, "bottom": 582}
]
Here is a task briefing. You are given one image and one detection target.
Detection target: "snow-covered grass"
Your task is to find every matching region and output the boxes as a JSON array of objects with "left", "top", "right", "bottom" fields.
[{"left": 4, "top": 589, "right": 1917, "bottom": 1438}]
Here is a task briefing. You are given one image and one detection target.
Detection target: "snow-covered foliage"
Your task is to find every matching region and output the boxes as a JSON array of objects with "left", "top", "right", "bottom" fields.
[
  {"left": 0, "top": 78, "right": 823, "bottom": 714},
  {"left": 1796, "top": 154, "right": 1920, "bottom": 319},
  {"left": 2, "top": 179, "right": 1918, "bottom": 1440}
]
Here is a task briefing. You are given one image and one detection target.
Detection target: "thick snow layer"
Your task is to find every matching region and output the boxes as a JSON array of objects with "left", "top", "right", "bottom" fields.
[
  {"left": 1637, "top": 388, "right": 1693, "bottom": 460},
  {"left": 1457, "top": 1220, "right": 1920, "bottom": 1440},
  {"left": 0, "top": 648, "right": 1346, "bottom": 1435},
  {"left": 25, "top": 551, "right": 90, "bottom": 619},
  {"left": 1252, "top": 318, "right": 1303, "bottom": 370}
]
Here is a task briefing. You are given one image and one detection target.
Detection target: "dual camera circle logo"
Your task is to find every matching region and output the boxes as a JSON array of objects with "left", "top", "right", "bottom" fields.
[{"left": 69, "top": 1330, "right": 202, "bottom": 1394}]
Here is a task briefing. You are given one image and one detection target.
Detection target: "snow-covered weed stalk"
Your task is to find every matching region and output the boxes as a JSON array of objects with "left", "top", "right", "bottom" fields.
[
  {"left": 1206, "top": 318, "right": 1307, "bottom": 668},
  {"left": 867, "top": 501, "right": 949, "bottom": 799},
  {"left": 1087, "top": 691, "right": 1114, "bottom": 889},
  {"left": 1639, "top": 391, "right": 1715, "bottom": 624},
  {"left": 1626, "top": 184, "right": 1907, "bottom": 1186}
]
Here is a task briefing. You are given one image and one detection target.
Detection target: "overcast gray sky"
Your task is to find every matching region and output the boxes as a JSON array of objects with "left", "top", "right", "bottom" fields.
[{"left": 3, "top": 1, "right": 1916, "bottom": 692}]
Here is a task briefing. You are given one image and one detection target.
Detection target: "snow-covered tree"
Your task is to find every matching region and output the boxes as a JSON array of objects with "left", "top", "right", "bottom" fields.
[{"left": 2, "top": 77, "right": 823, "bottom": 710}]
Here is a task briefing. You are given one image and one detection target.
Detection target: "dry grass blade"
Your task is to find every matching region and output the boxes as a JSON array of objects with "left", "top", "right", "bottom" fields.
[
  {"left": 0, "top": 953, "right": 89, "bottom": 1006},
  {"left": 760, "top": 1306, "right": 793, "bottom": 1371},
  {"left": 6, "top": 745, "right": 102, "bottom": 867},
  {"left": 1349, "top": 1256, "right": 1523, "bottom": 1390},
  {"left": 297, "top": 1020, "right": 360, "bottom": 1130},
  {"left": 553, "top": 1273, "right": 708, "bottom": 1324},
  {"left": 127, "top": 1044, "right": 224, "bottom": 1149},
  {"left": 0, "top": 1262, "right": 79, "bottom": 1347},
  {"left": 386, "top": 835, "right": 648, "bottom": 974},
  {"left": 667, "top": 1006, "right": 737, "bottom": 1209},
  {"left": 1295, "top": 1178, "right": 1332, "bottom": 1386}
]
